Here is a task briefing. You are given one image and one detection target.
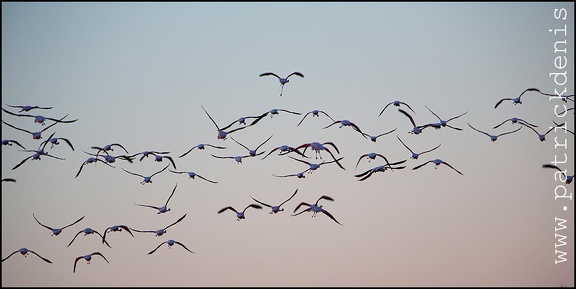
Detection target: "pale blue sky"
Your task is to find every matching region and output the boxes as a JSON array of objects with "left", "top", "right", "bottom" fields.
[{"left": 2, "top": 2, "right": 574, "bottom": 286}]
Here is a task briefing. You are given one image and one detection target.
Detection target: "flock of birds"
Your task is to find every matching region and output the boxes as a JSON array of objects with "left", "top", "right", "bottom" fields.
[{"left": 2, "top": 72, "right": 574, "bottom": 276}]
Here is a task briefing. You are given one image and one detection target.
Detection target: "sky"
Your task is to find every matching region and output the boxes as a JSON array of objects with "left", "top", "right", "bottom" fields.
[{"left": 1, "top": 2, "right": 574, "bottom": 287}]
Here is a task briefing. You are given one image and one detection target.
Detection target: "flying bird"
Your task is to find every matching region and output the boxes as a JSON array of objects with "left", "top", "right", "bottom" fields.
[
  {"left": 121, "top": 164, "right": 169, "bottom": 185},
  {"left": 378, "top": 100, "right": 415, "bottom": 116},
  {"left": 536, "top": 90, "right": 574, "bottom": 102},
  {"left": 521, "top": 122, "right": 565, "bottom": 142},
  {"left": 412, "top": 159, "right": 464, "bottom": 175},
  {"left": 542, "top": 164, "right": 573, "bottom": 184},
  {"left": 251, "top": 189, "right": 298, "bottom": 214},
  {"left": 230, "top": 134, "right": 273, "bottom": 157},
  {"left": 218, "top": 204, "right": 263, "bottom": 221},
  {"left": 467, "top": 123, "right": 522, "bottom": 142},
  {"left": 33, "top": 214, "right": 85, "bottom": 236},
  {"left": 2, "top": 178, "right": 17, "bottom": 182},
  {"left": 261, "top": 144, "right": 309, "bottom": 160},
  {"left": 354, "top": 161, "right": 407, "bottom": 181},
  {"left": 2, "top": 248, "right": 52, "bottom": 263},
  {"left": 297, "top": 109, "right": 336, "bottom": 127},
  {"left": 131, "top": 214, "right": 187, "bottom": 237},
  {"left": 2, "top": 139, "right": 27, "bottom": 150},
  {"left": 424, "top": 105, "right": 467, "bottom": 130},
  {"left": 145, "top": 153, "right": 177, "bottom": 170},
  {"left": 179, "top": 143, "right": 226, "bottom": 158},
  {"left": 129, "top": 150, "right": 170, "bottom": 161},
  {"left": 362, "top": 128, "right": 397, "bottom": 142},
  {"left": 102, "top": 225, "right": 135, "bottom": 245},
  {"left": 148, "top": 239, "right": 195, "bottom": 255},
  {"left": 84, "top": 150, "right": 134, "bottom": 164},
  {"left": 398, "top": 109, "right": 434, "bottom": 135},
  {"left": 292, "top": 195, "right": 342, "bottom": 226},
  {"left": 397, "top": 135, "right": 441, "bottom": 160},
  {"left": 355, "top": 152, "right": 393, "bottom": 170},
  {"left": 2, "top": 108, "right": 78, "bottom": 126},
  {"left": 323, "top": 119, "right": 368, "bottom": 138},
  {"left": 6, "top": 104, "right": 53, "bottom": 112},
  {"left": 259, "top": 71, "right": 304, "bottom": 96},
  {"left": 492, "top": 117, "right": 538, "bottom": 129},
  {"left": 2, "top": 115, "right": 67, "bottom": 140},
  {"left": 250, "top": 108, "right": 302, "bottom": 126},
  {"left": 75, "top": 154, "right": 115, "bottom": 178},
  {"left": 272, "top": 172, "right": 306, "bottom": 179},
  {"left": 135, "top": 183, "right": 178, "bottom": 214},
  {"left": 12, "top": 147, "right": 65, "bottom": 170},
  {"left": 211, "top": 152, "right": 264, "bottom": 164},
  {"left": 45, "top": 135, "right": 75, "bottom": 151},
  {"left": 201, "top": 105, "right": 254, "bottom": 140},
  {"left": 90, "top": 143, "right": 129, "bottom": 155},
  {"left": 169, "top": 169, "right": 218, "bottom": 183},
  {"left": 73, "top": 252, "right": 109, "bottom": 273},
  {"left": 67, "top": 228, "right": 111, "bottom": 248},
  {"left": 293, "top": 141, "right": 345, "bottom": 170},
  {"left": 494, "top": 88, "right": 540, "bottom": 108},
  {"left": 285, "top": 155, "right": 345, "bottom": 176}
]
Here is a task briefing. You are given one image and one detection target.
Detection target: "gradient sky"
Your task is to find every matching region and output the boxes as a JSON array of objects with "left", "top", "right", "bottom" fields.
[{"left": 2, "top": 2, "right": 574, "bottom": 287}]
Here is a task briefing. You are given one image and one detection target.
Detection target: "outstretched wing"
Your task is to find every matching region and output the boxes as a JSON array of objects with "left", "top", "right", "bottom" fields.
[
  {"left": 165, "top": 214, "right": 187, "bottom": 230},
  {"left": 148, "top": 241, "right": 167, "bottom": 255},
  {"left": 259, "top": 72, "right": 281, "bottom": 79},
  {"left": 250, "top": 196, "right": 272, "bottom": 208},
  {"left": 286, "top": 72, "right": 304, "bottom": 78},
  {"left": 61, "top": 215, "right": 85, "bottom": 230},
  {"left": 28, "top": 250, "right": 52, "bottom": 263},
  {"left": 321, "top": 209, "right": 343, "bottom": 226}
]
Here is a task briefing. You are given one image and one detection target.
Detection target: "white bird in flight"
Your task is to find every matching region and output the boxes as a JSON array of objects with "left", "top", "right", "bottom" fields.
[
  {"left": 424, "top": 105, "right": 467, "bottom": 131},
  {"left": 2, "top": 248, "right": 52, "bottom": 263},
  {"left": 2, "top": 108, "right": 78, "bottom": 126},
  {"left": 378, "top": 100, "right": 415, "bottom": 116},
  {"left": 33, "top": 214, "right": 85, "bottom": 236},
  {"left": 292, "top": 195, "right": 342, "bottom": 226},
  {"left": 323, "top": 119, "right": 368, "bottom": 139},
  {"left": 412, "top": 159, "right": 464, "bottom": 175},
  {"left": 131, "top": 214, "right": 187, "bottom": 237},
  {"left": 6, "top": 104, "right": 53, "bottom": 112},
  {"left": 251, "top": 189, "right": 298, "bottom": 214},
  {"left": 297, "top": 109, "right": 335, "bottom": 127},
  {"left": 148, "top": 239, "right": 196, "bottom": 255},
  {"left": 259, "top": 71, "right": 304, "bottom": 96},
  {"left": 218, "top": 204, "right": 263, "bottom": 221},
  {"left": 494, "top": 88, "right": 540, "bottom": 108},
  {"left": 121, "top": 164, "right": 169, "bottom": 185},
  {"left": 468, "top": 123, "right": 522, "bottom": 142},
  {"left": 67, "top": 228, "right": 111, "bottom": 248},
  {"left": 2, "top": 139, "right": 26, "bottom": 150},
  {"left": 397, "top": 135, "right": 441, "bottom": 160},
  {"left": 492, "top": 117, "right": 538, "bottom": 129},
  {"left": 2, "top": 115, "right": 67, "bottom": 140},
  {"left": 102, "top": 225, "right": 135, "bottom": 245},
  {"left": 179, "top": 143, "right": 226, "bottom": 158},
  {"left": 230, "top": 134, "right": 273, "bottom": 157},
  {"left": 73, "top": 252, "right": 109, "bottom": 273},
  {"left": 521, "top": 122, "right": 564, "bottom": 142},
  {"left": 202, "top": 105, "right": 254, "bottom": 140},
  {"left": 135, "top": 183, "right": 178, "bottom": 214},
  {"left": 169, "top": 169, "right": 218, "bottom": 183},
  {"left": 362, "top": 128, "right": 397, "bottom": 142},
  {"left": 293, "top": 141, "right": 345, "bottom": 170},
  {"left": 354, "top": 161, "right": 407, "bottom": 181},
  {"left": 398, "top": 109, "right": 434, "bottom": 135}
]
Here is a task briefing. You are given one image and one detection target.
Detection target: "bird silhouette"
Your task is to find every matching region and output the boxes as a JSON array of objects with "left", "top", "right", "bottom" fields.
[
  {"left": 412, "top": 159, "right": 463, "bottom": 175},
  {"left": 292, "top": 195, "right": 342, "bottom": 226},
  {"left": 135, "top": 183, "right": 178, "bottom": 214},
  {"left": 424, "top": 105, "right": 467, "bottom": 130},
  {"left": 542, "top": 164, "right": 573, "bottom": 184},
  {"left": 378, "top": 100, "right": 415, "bottom": 116},
  {"left": 131, "top": 214, "right": 187, "bottom": 237},
  {"left": 2, "top": 108, "right": 78, "bottom": 126},
  {"left": 33, "top": 214, "right": 84, "bottom": 236},
  {"left": 397, "top": 135, "right": 441, "bottom": 160},
  {"left": 218, "top": 204, "right": 263, "bottom": 221},
  {"left": 251, "top": 189, "right": 298, "bottom": 214},
  {"left": 297, "top": 109, "right": 336, "bottom": 127},
  {"left": 169, "top": 169, "right": 218, "bottom": 183},
  {"left": 467, "top": 123, "right": 522, "bottom": 142},
  {"left": 494, "top": 88, "right": 540, "bottom": 108},
  {"left": 2, "top": 248, "right": 52, "bottom": 263},
  {"left": 259, "top": 71, "right": 304, "bottom": 96},
  {"left": 148, "top": 239, "right": 195, "bottom": 255},
  {"left": 67, "top": 228, "right": 111, "bottom": 248},
  {"left": 121, "top": 164, "right": 169, "bottom": 185},
  {"left": 179, "top": 143, "right": 226, "bottom": 158},
  {"left": 73, "top": 252, "right": 109, "bottom": 273}
]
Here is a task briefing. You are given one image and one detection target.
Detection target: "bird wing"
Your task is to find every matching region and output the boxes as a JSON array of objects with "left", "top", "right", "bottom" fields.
[
  {"left": 441, "top": 161, "right": 464, "bottom": 175},
  {"left": 259, "top": 72, "right": 281, "bottom": 78},
  {"left": 447, "top": 111, "right": 468, "bottom": 122},
  {"left": 27, "top": 250, "right": 52, "bottom": 263},
  {"left": 424, "top": 105, "right": 441, "bottom": 121},
  {"left": 467, "top": 123, "right": 491, "bottom": 137},
  {"left": 255, "top": 134, "right": 274, "bottom": 151},
  {"left": 293, "top": 202, "right": 311, "bottom": 213},
  {"left": 420, "top": 144, "right": 441, "bottom": 155},
  {"left": 75, "top": 163, "right": 85, "bottom": 178},
  {"left": 296, "top": 111, "right": 312, "bottom": 126},
  {"left": 67, "top": 230, "right": 83, "bottom": 247},
  {"left": 494, "top": 98, "right": 511, "bottom": 109},
  {"left": 378, "top": 102, "right": 393, "bottom": 117},
  {"left": 12, "top": 155, "right": 33, "bottom": 170},
  {"left": 245, "top": 204, "right": 263, "bottom": 212},
  {"left": 165, "top": 214, "right": 187, "bottom": 230},
  {"left": 277, "top": 108, "right": 302, "bottom": 115},
  {"left": 321, "top": 210, "right": 343, "bottom": 226},
  {"left": 61, "top": 215, "right": 85, "bottom": 230},
  {"left": 250, "top": 196, "right": 272, "bottom": 208},
  {"left": 111, "top": 143, "right": 129, "bottom": 154},
  {"left": 318, "top": 195, "right": 335, "bottom": 203},
  {"left": 2, "top": 120, "right": 32, "bottom": 134},
  {"left": 165, "top": 183, "right": 178, "bottom": 207},
  {"left": 542, "top": 164, "right": 562, "bottom": 171},
  {"left": 287, "top": 72, "right": 304, "bottom": 78},
  {"left": 179, "top": 147, "right": 196, "bottom": 158},
  {"left": 92, "top": 252, "right": 109, "bottom": 263},
  {"left": 412, "top": 161, "right": 432, "bottom": 171},
  {"left": 218, "top": 206, "right": 236, "bottom": 214},
  {"left": 174, "top": 241, "right": 195, "bottom": 254},
  {"left": 2, "top": 250, "right": 19, "bottom": 262},
  {"left": 398, "top": 109, "right": 416, "bottom": 127},
  {"left": 148, "top": 241, "right": 167, "bottom": 255},
  {"left": 279, "top": 189, "right": 299, "bottom": 207},
  {"left": 201, "top": 105, "right": 220, "bottom": 130},
  {"left": 196, "top": 174, "right": 218, "bottom": 183},
  {"left": 122, "top": 168, "right": 144, "bottom": 178},
  {"left": 355, "top": 154, "right": 369, "bottom": 170},
  {"left": 151, "top": 164, "right": 170, "bottom": 177},
  {"left": 396, "top": 136, "right": 415, "bottom": 154},
  {"left": 73, "top": 256, "right": 83, "bottom": 272},
  {"left": 498, "top": 126, "right": 522, "bottom": 137},
  {"left": 205, "top": 144, "right": 227, "bottom": 149}
]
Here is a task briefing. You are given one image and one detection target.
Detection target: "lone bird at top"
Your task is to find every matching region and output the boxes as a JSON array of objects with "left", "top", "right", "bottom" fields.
[{"left": 259, "top": 71, "right": 304, "bottom": 96}]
